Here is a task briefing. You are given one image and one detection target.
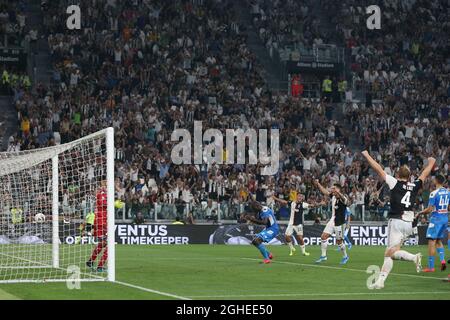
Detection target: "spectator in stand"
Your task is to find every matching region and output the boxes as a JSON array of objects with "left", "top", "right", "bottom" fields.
[{"left": 133, "top": 212, "right": 145, "bottom": 225}]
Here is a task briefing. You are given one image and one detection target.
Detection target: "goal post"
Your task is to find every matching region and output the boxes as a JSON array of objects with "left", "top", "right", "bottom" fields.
[
  {"left": 0, "top": 128, "right": 115, "bottom": 283},
  {"left": 106, "top": 127, "right": 115, "bottom": 282},
  {"left": 52, "top": 155, "right": 59, "bottom": 269}
]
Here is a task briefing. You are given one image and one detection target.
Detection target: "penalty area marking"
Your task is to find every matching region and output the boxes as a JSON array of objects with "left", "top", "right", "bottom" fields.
[
  {"left": 0, "top": 251, "right": 190, "bottom": 299},
  {"left": 188, "top": 291, "right": 449, "bottom": 299},
  {"left": 242, "top": 258, "right": 444, "bottom": 281},
  {"left": 114, "top": 280, "right": 191, "bottom": 300}
]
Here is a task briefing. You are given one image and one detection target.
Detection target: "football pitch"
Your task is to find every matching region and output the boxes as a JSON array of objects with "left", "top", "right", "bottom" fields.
[{"left": 0, "top": 245, "right": 449, "bottom": 300}]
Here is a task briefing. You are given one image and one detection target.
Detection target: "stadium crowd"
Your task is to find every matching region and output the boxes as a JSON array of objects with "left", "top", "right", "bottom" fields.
[
  {"left": 0, "top": 0, "right": 27, "bottom": 46},
  {"left": 249, "top": 0, "right": 324, "bottom": 52},
  {"left": 6, "top": 0, "right": 449, "bottom": 221},
  {"left": 0, "top": 0, "right": 31, "bottom": 95}
]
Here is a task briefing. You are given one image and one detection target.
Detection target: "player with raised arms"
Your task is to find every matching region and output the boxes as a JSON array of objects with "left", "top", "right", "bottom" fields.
[
  {"left": 418, "top": 174, "right": 449, "bottom": 272},
  {"left": 86, "top": 180, "right": 108, "bottom": 272},
  {"left": 242, "top": 201, "right": 279, "bottom": 264},
  {"left": 361, "top": 150, "right": 436, "bottom": 289},
  {"left": 272, "top": 193, "right": 322, "bottom": 256},
  {"left": 313, "top": 180, "right": 350, "bottom": 265}
]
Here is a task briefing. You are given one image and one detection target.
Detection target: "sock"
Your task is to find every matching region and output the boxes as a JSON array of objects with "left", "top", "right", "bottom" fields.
[
  {"left": 90, "top": 243, "right": 103, "bottom": 262},
  {"left": 379, "top": 257, "right": 393, "bottom": 282},
  {"left": 98, "top": 246, "right": 108, "bottom": 268},
  {"left": 257, "top": 243, "right": 269, "bottom": 259},
  {"left": 392, "top": 250, "right": 415, "bottom": 261},
  {"left": 321, "top": 240, "right": 328, "bottom": 257},
  {"left": 300, "top": 244, "right": 306, "bottom": 254},
  {"left": 437, "top": 248, "right": 445, "bottom": 263},
  {"left": 339, "top": 243, "right": 348, "bottom": 257},
  {"left": 288, "top": 242, "right": 294, "bottom": 251},
  {"left": 428, "top": 256, "right": 435, "bottom": 269}
]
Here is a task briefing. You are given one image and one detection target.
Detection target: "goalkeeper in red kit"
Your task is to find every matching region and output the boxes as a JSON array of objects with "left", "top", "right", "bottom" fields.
[{"left": 86, "top": 182, "right": 108, "bottom": 272}]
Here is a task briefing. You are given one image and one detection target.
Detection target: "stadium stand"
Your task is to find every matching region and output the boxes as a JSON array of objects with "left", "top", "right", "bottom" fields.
[{"left": 4, "top": 0, "right": 449, "bottom": 223}]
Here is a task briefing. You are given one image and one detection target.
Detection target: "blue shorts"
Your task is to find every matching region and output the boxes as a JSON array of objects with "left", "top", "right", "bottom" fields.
[
  {"left": 256, "top": 228, "right": 279, "bottom": 243},
  {"left": 426, "top": 222, "right": 448, "bottom": 240}
]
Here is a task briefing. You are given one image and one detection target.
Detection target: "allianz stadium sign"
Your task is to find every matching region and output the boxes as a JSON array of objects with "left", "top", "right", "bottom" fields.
[
  {"left": 286, "top": 61, "right": 342, "bottom": 74},
  {"left": 0, "top": 48, "right": 27, "bottom": 69}
]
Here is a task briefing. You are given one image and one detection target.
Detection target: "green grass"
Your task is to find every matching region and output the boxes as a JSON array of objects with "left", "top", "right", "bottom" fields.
[{"left": 0, "top": 245, "right": 449, "bottom": 300}]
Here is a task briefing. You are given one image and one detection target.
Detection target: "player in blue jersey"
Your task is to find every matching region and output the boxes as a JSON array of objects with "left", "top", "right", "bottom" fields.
[
  {"left": 344, "top": 207, "right": 353, "bottom": 249},
  {"left": 418, "top": 174, "right": 449, "bottom": 272},
  {"left": 337, "top": 207, "right": 352, "bottom": 250},
  {"left": 242, "top": 201, "right": 279, "bottom": 264}
]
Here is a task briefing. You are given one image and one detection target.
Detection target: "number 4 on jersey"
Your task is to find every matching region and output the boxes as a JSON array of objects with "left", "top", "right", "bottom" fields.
[
  {"left": 438, "top": 195, "right": 449, "bottom": 211},
  {"left": 401, "top": 191, "right": 411, "bottom": 208}
]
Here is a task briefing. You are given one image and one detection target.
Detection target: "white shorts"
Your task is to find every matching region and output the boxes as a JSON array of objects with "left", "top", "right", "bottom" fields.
[
  {"left": 386, "top": 218, "right": 413, "bottom": 248},
  {"left": 285, "top": 224, "right": 303, "bottom": 236},
  {"left": 323, "top": 219, "right": 345, "bottom": 240}
]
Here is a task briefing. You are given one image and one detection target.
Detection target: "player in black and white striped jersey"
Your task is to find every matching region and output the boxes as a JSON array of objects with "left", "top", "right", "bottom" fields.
[
  {"left": 273, "top": 194, "right": 323, "bottom": 256},
  {"left": 313, "top": 180, "right": 351, "bottom": 265},
  {"left": 362, "top": 150, "right": 436, "bottom": 289}
]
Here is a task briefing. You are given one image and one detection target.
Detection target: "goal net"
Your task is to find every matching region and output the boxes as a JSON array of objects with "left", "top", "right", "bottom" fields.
[{"left": 0, "top": 128, "right": 115, "bottom": 283}]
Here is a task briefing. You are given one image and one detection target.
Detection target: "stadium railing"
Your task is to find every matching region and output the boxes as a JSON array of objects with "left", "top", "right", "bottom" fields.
[{"left": 116, "top": 201, "right": 393, "bottom": 224}]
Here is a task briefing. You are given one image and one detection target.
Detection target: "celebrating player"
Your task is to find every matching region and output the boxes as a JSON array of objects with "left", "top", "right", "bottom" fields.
[
  {"left": 313, "top": 180, "right": 350, "bottom": 265},
  {"left": 86, "top": 181, "right": 108, "bottom": 272},
  {"left": 272, "top": 194, "right": 321, "bottom": 256},
  {"left": 242, "top": 201, "right": 279, "bottom": 264},
  {"left": 362, "top": 150, "right": 436, "bottom": 289},
  {"left": 418, "top": 174, "right": 449, "bottom": 272}
]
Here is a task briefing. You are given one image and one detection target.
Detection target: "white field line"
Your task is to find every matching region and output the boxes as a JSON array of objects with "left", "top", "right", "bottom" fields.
[
  {"left": 0, "top": 251, "right": 52, "bottom": 268},
  {"left": 1, "top": 253, "right": 444, "bottom": 299},
  {"left": 0, "top": 251, "right": 191, "bottom": 299},
  {"left": 114, "top": 280, "right": 191, "bottom": 300},
  {"left": 118, "top": 256, "right": 447, "bottom": 300},
  {"left": 132, "top": 256, "right": 445, "bottom": 281},
  {"left": 0, "top": 251, "right": 105, "bottom": 281},
  {"left": 242, "top": 258, "right": 446, "bottom": 280},
  {"left": 188, "top": 291, "right": 449, "bottom": 299}
]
